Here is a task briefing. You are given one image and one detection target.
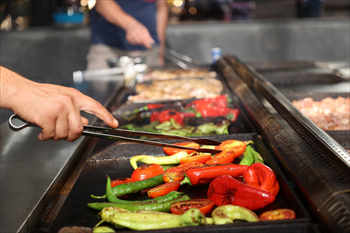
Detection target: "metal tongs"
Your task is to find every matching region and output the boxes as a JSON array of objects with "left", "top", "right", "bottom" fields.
[
  {"left": 8, "top": 114, "right": 222, "bottom": 154},
  {"left": 152, "top": 43, "right": 200, "bottom": 70}
]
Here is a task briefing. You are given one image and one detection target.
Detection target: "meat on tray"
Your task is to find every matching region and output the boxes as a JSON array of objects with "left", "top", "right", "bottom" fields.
[
  {"left": 292, "top": 96, "right": 350, "bottom": 130},
  {"left": 128, "top": 77, "right": 223, "bottom": 103}
]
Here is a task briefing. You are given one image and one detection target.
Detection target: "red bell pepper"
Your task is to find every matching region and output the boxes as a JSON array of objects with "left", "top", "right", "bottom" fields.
[
  {"left": 186, "top": 95, "right": 228, "bottom": 109},
  {"left": 195, "top": 105, "right": 228, "bottom": 118},
  {"left": 183, "top": 164, "right": 248, "bottom": 186},
  {"left": 151, "top": 110, "right": 184, "bottom": 125},
  {"left": 207, "top": 174, "right": 276, "bottom": 211},
  {"left": 205, "top": 140, "right": 246, "bottom": 165},
  {"left": 146, "top": 103, "right": 164, "bottom": 110},
  {"left": 150, "top": 111, "right": 160, "bottom": 122},
  {"left": 226, "top": 108, "right": 240, "bottom": 122},
  {"left": 163, "top": 162, "right": 203, "bottom": 183},
  {"left": 243, "top": 163, "right": 280, "bottom": 196}
]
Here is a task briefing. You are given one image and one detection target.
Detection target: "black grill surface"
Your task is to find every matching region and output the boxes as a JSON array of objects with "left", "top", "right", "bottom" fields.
[{"left": 48, "top": 134, "right": 313, "bottom": 233}]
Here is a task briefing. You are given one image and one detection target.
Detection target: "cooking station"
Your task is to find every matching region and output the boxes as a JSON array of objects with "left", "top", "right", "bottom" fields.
[{"left": 1, "top": 54, "right": 349, "bottom": 233}]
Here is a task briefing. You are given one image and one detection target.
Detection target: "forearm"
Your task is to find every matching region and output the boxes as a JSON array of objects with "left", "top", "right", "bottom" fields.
[
  {"left": 0, "top": 66, "right": 33, "bottom": 110},
  {"left": 95, "top": 0, "right": 137, "bottom": 31},
  {"left": 156, "top": 0, "right": 168, "bottom": 46}
]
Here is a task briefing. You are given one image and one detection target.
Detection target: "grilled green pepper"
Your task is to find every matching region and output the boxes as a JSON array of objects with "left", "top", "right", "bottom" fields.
[
  {"left": 93, "top": 226, "right": 116, "bottom": 233},
  {"left": 212, "top": 205, "right": 260, "bottom": 224},
  {"left": 87, "top": 194, "right": 190, "bottom": 211},
  {"left": 108, "top": 208, "right": 205, "bottom": 230},
  {"left": 130, "top": 151, "right": 190, "bottom": 169}
]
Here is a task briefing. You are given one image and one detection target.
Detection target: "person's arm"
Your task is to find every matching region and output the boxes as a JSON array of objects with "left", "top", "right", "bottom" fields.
[
  {"left": 156, "top": 0, "right": 168, "bottom": 65},
  {"left": 95, "top": 0, "right": 154, "bottom": 49},
  {"left": 0, "top": 66, "right": 119, "bottom": 142}
]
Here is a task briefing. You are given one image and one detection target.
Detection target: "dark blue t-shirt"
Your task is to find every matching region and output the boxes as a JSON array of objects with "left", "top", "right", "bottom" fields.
[{"left": 90, "top": 0, "right": 159, "bottom": 51}]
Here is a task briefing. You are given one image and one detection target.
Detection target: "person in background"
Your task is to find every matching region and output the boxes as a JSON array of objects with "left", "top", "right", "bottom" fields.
[
  {"left": 87, "top": 0, "right": 168, "bottom": 70},
  {"left": 0, "top": 66, "right": 119, "bottom": 142},
  {"left": 297, "top": 0, "right": 324, "bottom": 18}
]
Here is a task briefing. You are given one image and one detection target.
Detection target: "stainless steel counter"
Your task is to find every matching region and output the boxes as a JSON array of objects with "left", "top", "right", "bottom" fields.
[{"left": 0, "top": 79, "right": 123, "bottom": 233}]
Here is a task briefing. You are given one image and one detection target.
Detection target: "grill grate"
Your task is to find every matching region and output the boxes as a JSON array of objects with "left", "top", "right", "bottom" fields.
[{"left": 219, "top": 55, "right": 350, "bottom": 233}]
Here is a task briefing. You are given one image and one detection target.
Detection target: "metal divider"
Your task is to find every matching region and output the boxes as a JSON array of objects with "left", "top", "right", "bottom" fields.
[{"left": 217, "top": 55, "right": 350, "bottom": 233}]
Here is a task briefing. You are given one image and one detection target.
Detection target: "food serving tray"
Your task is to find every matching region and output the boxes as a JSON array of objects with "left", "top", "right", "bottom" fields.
[
  {"left": 110, "top": 96, "right": 255, "bottom": 136},
  {"left": 48, "top": 134, "right": 316, "bottom": 233},
  {"left": 283, "top": 92, "right": 350, "bottom": 147}
]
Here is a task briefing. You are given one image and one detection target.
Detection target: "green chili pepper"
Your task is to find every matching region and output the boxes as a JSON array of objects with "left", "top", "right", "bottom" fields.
[
  {"left": 92, "top": 174, "right": 164, "bottom": 199},
  {"left": 108, "top": 208, "right": 205, "bottom": 230},
  {"left": 239, "top": 145, "right": 264, "bottom": 166},
  {"left": 212, "top": 205, "right": 260, "bottom": 224},
  {"left": 252, "top": 149, "right": 264, "bottom": 164},
  {"left": 87, "top": 194, "right": 190, "bottom": 211},
  {"left": 130, "top": 151, "right": 190, "bottom": 169},
  {"left": 239, "top": 145, "right": 255, "bottom": 166},
  {"left": 105, "top": 176, "right": 182, "bottom": 204}
]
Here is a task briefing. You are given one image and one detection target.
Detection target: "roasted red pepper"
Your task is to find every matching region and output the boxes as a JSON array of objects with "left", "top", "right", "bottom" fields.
[
  {"left": 243, "top": 163, "right": 280, "bottom": 196},
  {"left": 150, "top": 111, "right": 160, "bottom": 122},
  {"left": 206, "top": 140, "right": 246, "bottom": 164},
  {"left": 163, "top": 162, "right": 203, "bottom": 183},
  {"left": 207, "top": 174, "right": 276, "bottom": 211},
  {"left": 180, "top": 153, "right": 212, "bottom": 165},
  {"left": 186, "top": 95, "right": 228, "bottom": 109},
  {"left": 163, "top": 142, "right": 200, "bottom": 156},
  {"left": 146, "top": 103, "right": 164, "bottom": 110},
  {"left": 195, "top": 105, "right": 228, "bottom": 118},
  {"left": 183, "top": 164, "right": 248, "bottom": 186},
  {"left": 226, "top": 108, "right": 240, "bottom": 122},
  {"left": 151, "top": 110, "right": 184, "bottom": 125}
]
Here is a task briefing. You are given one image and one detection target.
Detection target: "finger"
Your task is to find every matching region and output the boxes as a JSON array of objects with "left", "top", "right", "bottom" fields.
[
  {"left": 52, "top": 114, "right": 69, "bottom": 141},
  {"left": 81, "top": 116, "right": 89, "bottom": 125},
  {"left": 79, "top": 96, "right": 119, "bottom": 128},
  {"left": 38, "top": 118, "right": 57, "bottom": 141},
  {"left": 66, "top": 111, "right": 84, "bottom": 142}
]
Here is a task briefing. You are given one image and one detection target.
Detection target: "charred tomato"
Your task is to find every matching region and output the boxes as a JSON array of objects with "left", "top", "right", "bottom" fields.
[
  {"left": 259, "top": 209, "right": 296, "bottom": 221},
  {"left": 170, "top": 199, "right": 215, "bottom": 215},
  {"left": 147, "top": 181, "right": 181, "bottom": 199},
  {"left": 131, "top": 164, "right": 164, "bottom": 181},
  {"left": 163, "top": 142, "right": 200, "bottom": 156}
]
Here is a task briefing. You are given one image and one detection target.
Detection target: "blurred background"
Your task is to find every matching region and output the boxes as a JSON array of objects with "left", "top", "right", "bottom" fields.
[{"left": 0, "top": 0, "right": 349, "bottom": 84}]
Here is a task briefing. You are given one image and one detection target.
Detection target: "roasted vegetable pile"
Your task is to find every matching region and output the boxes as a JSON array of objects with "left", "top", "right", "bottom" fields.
[
  {"left": 87, "top": 140, "right": 296, "bottom": 231},
  {"left": 116, "top": 95, "right": 241, "bottom": 137}
]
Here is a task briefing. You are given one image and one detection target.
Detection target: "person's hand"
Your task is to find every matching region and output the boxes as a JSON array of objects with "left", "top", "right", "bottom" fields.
[
  {"left": 11, "top": 82, "right": 119, "bottom": 142},
  {"left": 125, "top": 21, "right": 154, "bottom": 49}
]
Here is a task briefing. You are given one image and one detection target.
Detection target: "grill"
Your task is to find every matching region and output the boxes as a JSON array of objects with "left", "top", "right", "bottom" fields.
[{"left": 36, "top": 56, "right": 350, "bottom": 233}]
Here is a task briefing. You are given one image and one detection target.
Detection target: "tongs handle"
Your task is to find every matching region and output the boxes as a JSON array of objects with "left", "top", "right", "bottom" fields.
[
  {"left": 8, "top": 114, "right": 222, "bottom": 154},
  {"left": 152, "top": 43, "right": 199, "bottom": 70},
  {"left": 84, "top": 125, "right": 222, "bottom": 146}
]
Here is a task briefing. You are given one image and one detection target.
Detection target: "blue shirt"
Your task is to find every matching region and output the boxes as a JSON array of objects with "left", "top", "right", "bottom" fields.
[{"left": 90, "top": 0, "right": 159, "bottom": 51}]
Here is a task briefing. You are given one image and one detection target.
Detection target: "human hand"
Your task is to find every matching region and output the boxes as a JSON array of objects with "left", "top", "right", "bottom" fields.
[
  {"left": 125, "top": 21, "right": 154, "bottom": 49},
  {"left": 11, "top": 82, "right": 118, "bottom": 142}
]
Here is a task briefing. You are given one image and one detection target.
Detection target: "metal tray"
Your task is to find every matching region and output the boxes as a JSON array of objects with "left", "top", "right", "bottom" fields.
[
  {"left": 220, "top": 55, "right": 350, "bottom": 232},
  {"left": 48, "top": 133, "right": 315, "bottom": 233},
  {"left": 110, "top": 96, "right": 255, "bottom": 136}
]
